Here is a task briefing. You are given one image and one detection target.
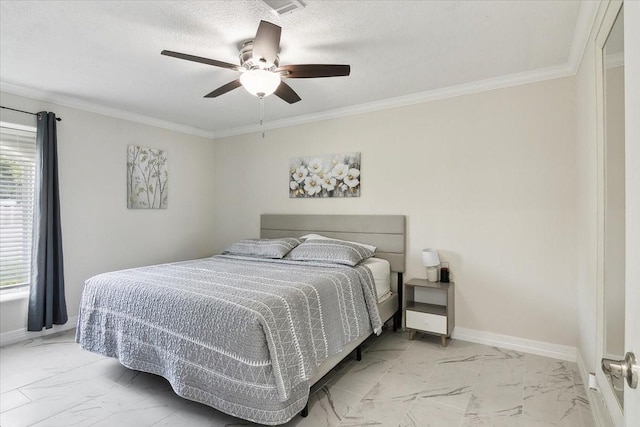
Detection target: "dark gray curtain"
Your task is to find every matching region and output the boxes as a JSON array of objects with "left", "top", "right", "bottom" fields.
[{"left": 28, "top": 111, "right": 67, "bottom": 331}]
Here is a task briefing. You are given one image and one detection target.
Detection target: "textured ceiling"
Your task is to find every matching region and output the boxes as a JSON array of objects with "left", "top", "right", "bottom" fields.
[{"left": 0, "top": 1, "right": 592, "bottom": 137}]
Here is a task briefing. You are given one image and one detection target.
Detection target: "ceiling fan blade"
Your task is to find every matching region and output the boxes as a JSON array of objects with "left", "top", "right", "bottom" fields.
[
  {"left": 161, "top": 50, "right": 239, "bottom": 71},
  {"left": 274, "top": 81, "right": 301, "bottom": 104},
  {"left": 204, "top": 79, "right": 242, "bottom": 98},
  {"left": 252, "top": 20, "right": 281, "bottom": 66},
  {"left": 278, "top": 64, "right": 351, "bottom": 78}
]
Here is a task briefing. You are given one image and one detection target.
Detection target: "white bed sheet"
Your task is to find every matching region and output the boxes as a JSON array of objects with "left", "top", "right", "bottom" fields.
[{"left": 361, "top": 257, "right": 391, "bottom": 302}]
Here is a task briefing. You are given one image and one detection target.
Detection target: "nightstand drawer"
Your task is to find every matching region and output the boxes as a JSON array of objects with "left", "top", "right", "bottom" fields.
[{"left": 406, "top": 310, "right": 447, "bottom": 334}]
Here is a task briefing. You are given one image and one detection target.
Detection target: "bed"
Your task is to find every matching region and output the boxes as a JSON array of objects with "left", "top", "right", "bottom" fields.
[{"left": 76, "top": 214, "right": 405, "bottom": 425}]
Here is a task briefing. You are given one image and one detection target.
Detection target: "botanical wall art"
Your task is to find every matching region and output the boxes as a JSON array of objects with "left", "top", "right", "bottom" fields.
[
  {"left": 289, "top": 152, "right": 361, "bottom": 198},
  {"left": 127, "top": 145, "right": 168, "bottom": 209}
]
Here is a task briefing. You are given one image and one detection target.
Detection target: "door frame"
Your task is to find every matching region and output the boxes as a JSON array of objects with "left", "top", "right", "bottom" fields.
[{"left": 621, "top": 0, "right": 640, "bottom": 425}]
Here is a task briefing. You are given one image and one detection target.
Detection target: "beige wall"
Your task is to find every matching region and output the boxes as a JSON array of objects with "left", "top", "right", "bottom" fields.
[
  {"left": 214, "top": 77, "right": 579, "bottom": 346},
  {"left": 0, "top": 92, "right": 216, "bottom": 335}
]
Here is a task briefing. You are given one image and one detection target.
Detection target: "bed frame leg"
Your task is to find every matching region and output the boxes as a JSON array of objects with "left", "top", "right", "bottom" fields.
[
  {"left": 301, "top": 402, "right": 309, "bottom": 417},
  {"left": 395, "top": 272, "right": 403, "bottom": 333},
  {"left": 356, "top": 346, "right": 362, "bottom": 361}
]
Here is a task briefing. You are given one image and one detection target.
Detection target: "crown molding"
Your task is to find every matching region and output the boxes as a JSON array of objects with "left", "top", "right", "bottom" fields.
[
  {"left": 568, "top": 0, "right": 602, "bottom": 74},
  {"left": 0, "top": 61, "right": 578, "bottom": 142},
  {"left": 0, "top": 82, "right": 216, "bottom": 139},
  {"left": 214, "top": 63, "right": 575, "bottom": 138}
]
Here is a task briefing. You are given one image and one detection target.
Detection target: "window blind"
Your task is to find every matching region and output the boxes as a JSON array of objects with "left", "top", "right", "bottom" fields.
[{"left": 0, "top": 125, "right": 36, "bottom": 289}]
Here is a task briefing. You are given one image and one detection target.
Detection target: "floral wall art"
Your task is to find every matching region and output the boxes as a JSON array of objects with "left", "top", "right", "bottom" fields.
[
  {"left": 289, "top": 152, "right": 361, "bottom": 198},
  {"left": 127, "top": 145, "right": 168, "bottom": 209}
]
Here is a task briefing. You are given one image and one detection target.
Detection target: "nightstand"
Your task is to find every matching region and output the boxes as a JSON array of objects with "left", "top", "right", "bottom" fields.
[{"left": 403, "top": 278, "right": 455, "bottom": 346}]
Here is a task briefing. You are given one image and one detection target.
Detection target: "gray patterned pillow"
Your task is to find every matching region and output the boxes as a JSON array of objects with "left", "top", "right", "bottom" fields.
[
  {"left": 222, "top": 238, "right": 301, "bottom": 259},
  {"left": 286, "top": 238, "right": 375, "bottom": 266}
]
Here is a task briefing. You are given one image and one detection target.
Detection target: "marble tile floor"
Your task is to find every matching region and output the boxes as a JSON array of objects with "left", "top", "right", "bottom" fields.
[{"left": 0, "top": 329, "right": 594, "bottom": 427}]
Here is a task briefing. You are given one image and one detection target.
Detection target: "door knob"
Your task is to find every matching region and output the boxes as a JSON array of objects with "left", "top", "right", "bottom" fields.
[{"left": 602, "top": 352, "right": 639, "bottom": 389}]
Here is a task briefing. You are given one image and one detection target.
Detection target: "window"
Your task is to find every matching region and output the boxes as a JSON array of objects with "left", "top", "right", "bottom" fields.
[{"left": 0, "top": 124, "right": 36, "bottom": 290}]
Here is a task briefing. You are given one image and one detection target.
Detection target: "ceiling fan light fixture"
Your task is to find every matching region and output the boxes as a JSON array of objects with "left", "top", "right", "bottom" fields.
[
  {"left": 240, "top": 69, "right": 281, "bottom": 97},
  {"left": 163, "top": 20, "right": 349, "bottom": 104}
]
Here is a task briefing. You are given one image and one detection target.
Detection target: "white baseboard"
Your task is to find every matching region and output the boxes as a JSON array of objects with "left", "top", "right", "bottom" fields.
[
  {"left": 452, "top": 327, "right": 577, "bottom": 362},
  {"left": 576, "top": 350, "right": 615, "bottom": 427},
  {"left": 576, "top": 350, "right": 592, "bottom": 388},
  {"left": 0, "top": 316, "right": 78, "bottom": 347}
]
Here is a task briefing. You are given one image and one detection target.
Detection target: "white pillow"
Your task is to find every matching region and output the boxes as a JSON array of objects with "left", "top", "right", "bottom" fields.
[{"left": 299, "top": 233, "right": 376, "bottom": 252}]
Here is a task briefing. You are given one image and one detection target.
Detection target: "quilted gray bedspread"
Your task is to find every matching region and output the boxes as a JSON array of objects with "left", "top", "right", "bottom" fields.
[{"left": 75, "top": 256, "right": 382, "bottom": 425}]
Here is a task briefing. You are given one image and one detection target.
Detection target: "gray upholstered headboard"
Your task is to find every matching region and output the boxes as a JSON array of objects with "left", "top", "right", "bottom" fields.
[{"left": 260, "top": 214, "right": 406, "bottom": 273}]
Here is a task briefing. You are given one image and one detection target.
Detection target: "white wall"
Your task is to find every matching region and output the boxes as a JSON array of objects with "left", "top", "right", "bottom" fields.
[
  {"left": 0, "top": 91, "right": 215, "bottom": 336},
  {"left": 214, "top": 77, "right": 579, "bottom": 347}
]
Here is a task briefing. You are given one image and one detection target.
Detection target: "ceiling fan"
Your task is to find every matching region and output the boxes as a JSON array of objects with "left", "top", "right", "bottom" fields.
[{"left": 161, "top": 20, "right": 350, "bottom": 104}]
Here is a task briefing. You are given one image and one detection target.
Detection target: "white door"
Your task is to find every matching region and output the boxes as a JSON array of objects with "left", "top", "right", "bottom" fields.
[
  {"left": 596, "top": 1, "right": 640, "bottom": 425},
  {"left": 623, "top": 1, "right": 640, "bottom": 424}
]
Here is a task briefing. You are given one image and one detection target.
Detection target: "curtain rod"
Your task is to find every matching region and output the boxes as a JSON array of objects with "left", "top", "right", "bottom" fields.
[{"left": 0, "top": 106, "right": 62, "bottom": 122}]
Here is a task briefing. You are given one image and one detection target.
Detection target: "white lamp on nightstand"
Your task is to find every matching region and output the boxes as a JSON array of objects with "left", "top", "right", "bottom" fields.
[{"left": 421, "top": 248, "right": 440, "bottom": 282}]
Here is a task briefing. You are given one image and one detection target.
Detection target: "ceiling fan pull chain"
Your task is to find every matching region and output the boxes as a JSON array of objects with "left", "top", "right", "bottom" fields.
[{"left": 260, "top": 96, "right": 265, "bottom": 139}]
